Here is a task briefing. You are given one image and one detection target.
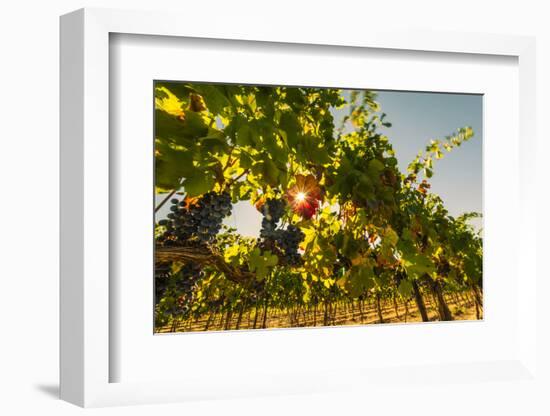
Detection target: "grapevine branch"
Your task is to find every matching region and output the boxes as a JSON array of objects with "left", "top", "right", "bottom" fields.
[
  {"left": 225, "top": 169, "right": 249, "bottom": 189},
  {"left": 155, "top": 189, "right": 178, "bottom": 213},
  {"left": 155, "top": 178, "right": 185, "bottom": 213},
  {"left": 156, "top": 245, "right": 255, "bottom": 285}
]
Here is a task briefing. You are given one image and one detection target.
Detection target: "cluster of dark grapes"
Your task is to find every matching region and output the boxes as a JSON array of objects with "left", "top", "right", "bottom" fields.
[
  {"left": 155, "top": 263, "right": 203, "bottom": 318},
  {"left": 174, "top": 264, "right": 202, "bottom": 316},
  {"left": 259, "top": 198, "right": 286, "bottom": 238},
  {"left": 154, "top": 265, "right": 171, "bottom": 305},
  {"left": 258, "top": 198, "right": 304, "bottom": 266},
  {"left": 157, "top": 191, "right": 232, "bottom": 246},
  {"left": 275, "top": 224, "right": 304, "bottom": 265}
]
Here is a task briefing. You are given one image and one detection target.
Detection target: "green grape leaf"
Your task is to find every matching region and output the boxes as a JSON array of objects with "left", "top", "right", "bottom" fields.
[
  {"left": 155, "top": 144, "right": 195, "bottom": 190},
  {"left": 248, "top": 248, "right": 279, "bottom": 280},
  {"left": 398, "top": 279, "right": 413, "bottom": 297},
  {"left": 156, "top": 83, "right": 194, "bottom": 101},
  {"left": 346, "top": 265, "right": 375, "bottom": 297},
  {"left": 383, "top": 227, "right": 399, "bottom": 248},
  {"left": 236, "top": 124, "right": 257, "bottom": 146},
  {"left": 367, "top": 159, "right": 385, "bottom": 178},
  {"left": 239, "top": 151, "right": 254, "bottom": 170},
  {"left": 193, "top": 85, "right": 232, "bottom": 115},
  {"left": 251, "top": 158, "right": 280, "bottom": 187},
  {"left": 182, "top": 172, "right": 216, "bottom": 197},
  {"left": 200, "top": 135, "right": 229, "bottom": 153},
  {"left": 155, "top": 109, "right": 209, "bottom": 146},
  {"left": 401, "top": 250, "right": 436, "bottom": 279},
  {"left": 279, "top": 112, "right": 300, "bottom": 149}
]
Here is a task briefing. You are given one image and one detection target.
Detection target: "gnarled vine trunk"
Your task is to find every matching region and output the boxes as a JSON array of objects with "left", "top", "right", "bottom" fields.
[
  {"left": 376, "top": 293, "right": 385, "bottom": 323},
  {"left": 433, "top": 281, "right": 453, "bottom": 321},
  {"left": 472, "top": 285, "right": 483, "bottom": 319},
  {"left": 412, "top": 280, "right": 429, "bottom": 322},
  {"left": 156, "top": 245, "right": 255, "bottom": 285}
]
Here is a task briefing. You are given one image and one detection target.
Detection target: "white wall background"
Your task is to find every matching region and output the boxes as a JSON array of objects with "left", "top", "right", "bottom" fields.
[{"left": 0, "top": 0, "right": 547, "bottom": 414}]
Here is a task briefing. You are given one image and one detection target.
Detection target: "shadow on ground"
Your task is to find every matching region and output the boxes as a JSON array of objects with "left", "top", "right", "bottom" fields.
[{"left": 34, "top": 383, "right": 59, "bottom": 399}]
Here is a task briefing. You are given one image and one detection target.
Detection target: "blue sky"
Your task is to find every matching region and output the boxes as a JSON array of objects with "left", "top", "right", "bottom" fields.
[
  {"left": 375, "top": 90, "right": 482, "bottom": 229},
  {"left": 156, "top": 89, "right": 483, "bottom": 235}
]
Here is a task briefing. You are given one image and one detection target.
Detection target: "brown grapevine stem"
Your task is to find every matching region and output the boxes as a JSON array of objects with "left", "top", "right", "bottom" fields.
[
  {"left": 224, "top": 169, "right": 249, "bottom": 190},
  {"left": 155, "top": 189, "right": 177, "bottom": 213},
  {"left": 155, "top": 245, "right": 255, "bottom": 285}
]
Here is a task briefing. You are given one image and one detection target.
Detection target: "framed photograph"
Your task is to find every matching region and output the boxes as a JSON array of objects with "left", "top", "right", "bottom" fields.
[
  {"left": 60, "top": 8, "right": 539, "bottom": 409},
  {"left": 151, "top": 82, "right": 483, "bottom": 334}
]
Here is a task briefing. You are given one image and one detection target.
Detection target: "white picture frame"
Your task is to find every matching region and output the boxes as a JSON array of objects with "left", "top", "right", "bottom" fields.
[{"left": 60, "top": 7, "right": 539, "bottom": 408}]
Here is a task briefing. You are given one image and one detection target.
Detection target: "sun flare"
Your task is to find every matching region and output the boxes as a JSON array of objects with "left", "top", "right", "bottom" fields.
[{"left": 295, "top": 192, "right": 307, "bottom": 202}]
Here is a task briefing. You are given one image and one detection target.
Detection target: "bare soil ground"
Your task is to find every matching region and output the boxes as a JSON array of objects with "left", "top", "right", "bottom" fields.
[{"left": 157, "top": 291, "right": 482, "bottom": 333}]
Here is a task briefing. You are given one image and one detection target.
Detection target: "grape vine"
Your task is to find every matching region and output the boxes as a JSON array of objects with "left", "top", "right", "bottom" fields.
[
  {"left": 153, "top": 82, "right": 483, "bottom": 332},
  {"left": 157, "top": 191, "right": 232, "bottom": 246}
]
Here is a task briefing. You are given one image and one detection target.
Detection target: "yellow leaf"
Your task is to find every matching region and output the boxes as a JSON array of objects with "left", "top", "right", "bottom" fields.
[
  {"left": 323, "top": 278, "right": 334, "bottom": 288},
  {"left": 155, "top": 87, "right": 184, "bottom": 117},
  {"left": 302, "top": 226, "right": 316, "bottom": 248},
  {"left": 383, "top": 226, "right": 399, "bottom": 247}
]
